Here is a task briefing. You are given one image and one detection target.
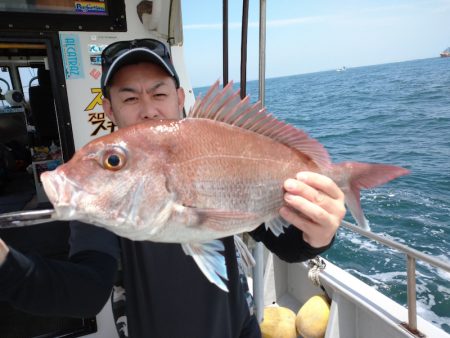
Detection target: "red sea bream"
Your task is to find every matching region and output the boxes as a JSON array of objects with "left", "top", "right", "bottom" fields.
[{"left": 40, "top": 81, "right": 410, "bottom": 291}]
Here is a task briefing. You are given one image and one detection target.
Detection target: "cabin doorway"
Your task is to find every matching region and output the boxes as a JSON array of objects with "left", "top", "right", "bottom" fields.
[{"left": 0, "top": 33, "right": 95, "bottom": 338}]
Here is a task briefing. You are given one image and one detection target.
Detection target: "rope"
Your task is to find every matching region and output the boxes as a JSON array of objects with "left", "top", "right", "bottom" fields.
[{"left": 307, "top": 256, "right": 326, "bottom": 287}]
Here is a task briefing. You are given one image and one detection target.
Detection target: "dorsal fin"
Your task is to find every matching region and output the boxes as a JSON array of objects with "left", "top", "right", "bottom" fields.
[{"left": 188, "top": 80, "right": 331, "bottom": 168}]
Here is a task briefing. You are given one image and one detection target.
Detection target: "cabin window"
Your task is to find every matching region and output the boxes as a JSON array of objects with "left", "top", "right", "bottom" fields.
[
  {"left": 18, "top": 66, "right": 39, "bottom": 102},
  {"left": 0, "top": 67, "right": 13, "bottom": 97}
]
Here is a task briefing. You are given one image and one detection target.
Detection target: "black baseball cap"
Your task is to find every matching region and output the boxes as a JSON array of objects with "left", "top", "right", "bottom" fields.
[{"left": 100, "top": 38, "right": 180, "bottom": 97}]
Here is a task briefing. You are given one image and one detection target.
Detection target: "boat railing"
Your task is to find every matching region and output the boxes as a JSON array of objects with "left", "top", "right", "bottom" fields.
[{"left": 341, "top": 220, "right": 450, "bottom": 336}]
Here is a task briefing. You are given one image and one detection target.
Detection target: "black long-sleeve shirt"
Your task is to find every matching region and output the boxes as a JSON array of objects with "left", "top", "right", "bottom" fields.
[{"left": 0, "top": 222, "right": 333, "bottom": 337}]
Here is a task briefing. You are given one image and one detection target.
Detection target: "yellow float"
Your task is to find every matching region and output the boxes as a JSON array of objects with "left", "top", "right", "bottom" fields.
[
  {"left": 295, "top": 294, "right": 331, "bottom": 338},
  {"left": 260, "top": 306, "right": 297, "bottom": 338}
]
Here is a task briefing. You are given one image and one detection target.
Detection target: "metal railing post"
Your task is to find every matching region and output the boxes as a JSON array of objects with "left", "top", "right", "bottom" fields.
[{"left": 407, "top": 255, "right": 417, "bottom": 331}]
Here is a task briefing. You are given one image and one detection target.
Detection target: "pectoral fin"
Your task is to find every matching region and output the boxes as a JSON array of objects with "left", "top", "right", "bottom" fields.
[
  {"left": 172, "top": 203, "right": 258, "bottom": 229},
  {"left": 182, "top": 240, "right": 229, "bottom": 292}
]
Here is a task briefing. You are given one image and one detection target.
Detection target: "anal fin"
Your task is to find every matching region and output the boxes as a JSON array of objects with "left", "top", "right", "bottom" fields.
[{"left": 234, "top": 235, "right": 255, "bottom": 273}]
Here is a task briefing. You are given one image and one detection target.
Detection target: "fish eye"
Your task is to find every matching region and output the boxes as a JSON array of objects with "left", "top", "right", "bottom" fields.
[{"left": 102, "top": 147, "right": 127, "bottom": 171}]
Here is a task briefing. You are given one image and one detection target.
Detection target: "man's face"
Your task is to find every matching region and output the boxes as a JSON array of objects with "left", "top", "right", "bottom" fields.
[{"left": 103, "top": 62, "right": 185, "bottom": 128}]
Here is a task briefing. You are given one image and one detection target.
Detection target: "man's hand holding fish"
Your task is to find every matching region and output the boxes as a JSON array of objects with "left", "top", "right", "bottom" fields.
[{"left": 281, "top": 172, "right": 346, "bottom": 248}]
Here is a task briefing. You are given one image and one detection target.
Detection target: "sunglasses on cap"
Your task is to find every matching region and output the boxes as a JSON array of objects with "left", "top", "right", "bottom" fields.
[{"left": 101, "top": 39, "right": 171, "bottom": 67}]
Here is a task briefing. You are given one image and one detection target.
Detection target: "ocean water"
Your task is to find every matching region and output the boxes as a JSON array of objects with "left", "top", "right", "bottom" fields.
[{"left": 195, "top": 57, "right": 450, "bottom": 333}]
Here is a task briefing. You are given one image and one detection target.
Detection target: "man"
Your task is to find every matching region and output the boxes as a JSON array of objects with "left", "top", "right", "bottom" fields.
[{"left": 0, "top": 39, "right": 345, "bottom": 337}]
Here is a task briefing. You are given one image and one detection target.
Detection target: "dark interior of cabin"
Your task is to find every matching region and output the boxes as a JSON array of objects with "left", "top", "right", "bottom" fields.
[{"left": 0, "top": 41, "right": 96, "bottom": 338}]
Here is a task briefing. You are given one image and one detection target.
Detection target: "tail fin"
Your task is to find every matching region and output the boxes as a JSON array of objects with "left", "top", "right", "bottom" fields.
[{"left": 333, "top": 162, "right": 410, "bottom": 230}]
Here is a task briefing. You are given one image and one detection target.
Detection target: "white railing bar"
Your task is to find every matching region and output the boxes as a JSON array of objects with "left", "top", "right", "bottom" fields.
[{"left": 342, "top": 221, "right": 450, "bottom": 272}]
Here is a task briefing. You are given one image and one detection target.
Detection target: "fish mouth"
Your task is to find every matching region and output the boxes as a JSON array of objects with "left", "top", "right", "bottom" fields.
[{"left": 40, "top": 170, "right": 79, "bottom": 219}]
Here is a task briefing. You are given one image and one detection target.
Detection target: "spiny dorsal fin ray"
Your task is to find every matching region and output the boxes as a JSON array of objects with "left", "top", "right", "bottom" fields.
[{"left": 188, "top": 80, "right": 331, "bottom": 168}]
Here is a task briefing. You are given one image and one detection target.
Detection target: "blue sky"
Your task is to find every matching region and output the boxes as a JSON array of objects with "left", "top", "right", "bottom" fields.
[{"left": 181, "top": 0, "right": 450, "bottom": 87}]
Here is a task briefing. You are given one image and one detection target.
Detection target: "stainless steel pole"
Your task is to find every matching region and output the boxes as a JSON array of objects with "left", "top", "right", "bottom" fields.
[
  {"left": 407, "top": 255, "right": 417, "bottom": 331},
  {"left": 252, "top": 0, "right": 267, "bottom": 324}
]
